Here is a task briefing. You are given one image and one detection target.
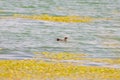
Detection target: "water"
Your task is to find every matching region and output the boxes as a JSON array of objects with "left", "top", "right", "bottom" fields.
[{"left": 0, "top": 0, "right": 120, "bottom": 59}]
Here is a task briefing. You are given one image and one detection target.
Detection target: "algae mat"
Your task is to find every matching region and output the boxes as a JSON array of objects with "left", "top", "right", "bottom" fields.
[
  {"left": 0, "top": 60, "right": 120, "bottom": 80},
  {"left": 0, "top": 52, "right": 120, "bottom": 80},
  {"left": 13, "top": 14, "right": 111, "bottom": 23}
]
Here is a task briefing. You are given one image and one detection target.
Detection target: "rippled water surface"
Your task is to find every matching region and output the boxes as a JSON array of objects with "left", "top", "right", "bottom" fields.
[{"left": 0, "top": 0, "right": 120, "bottom": 59}]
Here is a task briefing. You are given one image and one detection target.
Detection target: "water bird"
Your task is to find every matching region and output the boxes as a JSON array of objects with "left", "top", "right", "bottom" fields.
[{"left": 56, "top": 37, "right": 68, "bottom": 42}]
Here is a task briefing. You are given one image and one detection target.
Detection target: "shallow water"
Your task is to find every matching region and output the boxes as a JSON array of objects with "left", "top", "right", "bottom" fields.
[{"left": 0, "top": 0, "right": 120, "bottom": 59}]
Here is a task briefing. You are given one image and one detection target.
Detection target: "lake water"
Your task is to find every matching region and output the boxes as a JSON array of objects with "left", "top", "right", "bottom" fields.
[{"left": 0, "top": 0, "right": 120, "bottom": 59}]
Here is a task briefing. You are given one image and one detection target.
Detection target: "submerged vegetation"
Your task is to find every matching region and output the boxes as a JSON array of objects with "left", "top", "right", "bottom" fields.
[
  {"left": 34, "top": 52, "right": 120, "bottom": 65},
  {"left": 0, "top": 52, "right": 120, "bottom": 80},
  {"left": 13, "top": 14, "right": 95, "bottom": 23},
  {"left": 34, "top": 52, "right": 87, "bottom": 60},
  {"left": 0, "top": 60, "right": 120, "bottom": 80}
]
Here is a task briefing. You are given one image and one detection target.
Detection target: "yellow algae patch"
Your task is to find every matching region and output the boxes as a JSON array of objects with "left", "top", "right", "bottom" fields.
[
  {"left": 88, "top": 58, "right": 120, "bottom": 65},
  {"left": 33, "top": 52, "right": 120, "bottom": 65},
  {"left": 112, "top": 10, "right": 120, "bottom": 14},
  {"left": 34, "top": 52, "right": 87, "bottom": 60},
  {"left": 13, "top": 14, "right": 95, "bottom": 23},
  {"left": 104, "top": 43, "right": 120, "bottom": 48},
  {"left": 0, "top": 10, "right": 3, "bottom": 12},
  {"left": 0, "top": 60, "right": 120, "bottom": 80},
  {"left": 0, "top": 48, "right": 2, "bottom": 50}
]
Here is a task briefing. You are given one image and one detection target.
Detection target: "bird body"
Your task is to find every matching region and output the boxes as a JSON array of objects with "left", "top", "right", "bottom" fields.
[{"left": 56, "top": 37, "right": 68, "bottom": 42}]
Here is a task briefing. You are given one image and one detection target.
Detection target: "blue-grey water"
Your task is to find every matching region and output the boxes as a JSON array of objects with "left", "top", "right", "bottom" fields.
[{"left": 0, "top": 0, "right": 120, "bottom": 59}]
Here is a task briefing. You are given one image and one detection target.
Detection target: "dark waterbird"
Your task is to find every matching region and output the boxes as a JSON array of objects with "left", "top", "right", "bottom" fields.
[{"left": 56, "top": 37, "right": 68, "bottom": 42}]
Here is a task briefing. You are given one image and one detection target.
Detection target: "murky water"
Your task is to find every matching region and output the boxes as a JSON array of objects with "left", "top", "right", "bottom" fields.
[{"left": 0, "top": 0, "right": 120, "bottom": 59}]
